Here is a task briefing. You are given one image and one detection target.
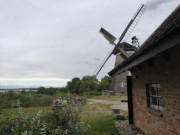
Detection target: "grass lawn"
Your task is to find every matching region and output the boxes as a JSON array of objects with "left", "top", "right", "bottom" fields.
[
  {"left": 1, "top": 106, "right": 52, "bottom": 118},
  {"left": 91, "top": 95, "right": 127, "bottom": 101},
  {"left": 81, "top": 102, "right": 125, "bottom": 135},
  {"left": 85, "top": 115, "right": 119, "bottom": 135}
]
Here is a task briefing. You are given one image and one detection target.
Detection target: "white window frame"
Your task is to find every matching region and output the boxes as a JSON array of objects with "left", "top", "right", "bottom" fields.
[{"left": 148, "top": 84, "right": 162, "bottom": 111}]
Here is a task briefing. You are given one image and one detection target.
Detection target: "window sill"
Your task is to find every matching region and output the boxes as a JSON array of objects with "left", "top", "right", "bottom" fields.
[{"left": 148, "top": 108, "right": 163, "bottom": 117}]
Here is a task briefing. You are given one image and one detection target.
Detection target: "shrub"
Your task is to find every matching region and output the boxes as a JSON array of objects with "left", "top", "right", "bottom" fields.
[
  {"left": 79, "top": 91, "right": 101, "bottom": 98},
  {"left": 43, "top": 105, "right": 89, "bottom": 135},
  {"left": 0, "top": 101, "right": 89, "bottom": 135},
  {"left": 0, "top": 93, "right": 53, "bottom": 109}
]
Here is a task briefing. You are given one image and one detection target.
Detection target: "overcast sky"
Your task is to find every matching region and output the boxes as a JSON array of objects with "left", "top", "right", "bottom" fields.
[{"left": 0, "top": 0, "right": 179, "bottom": 88}]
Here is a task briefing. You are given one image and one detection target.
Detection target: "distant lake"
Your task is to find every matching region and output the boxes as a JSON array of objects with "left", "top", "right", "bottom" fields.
[
  {"left": 0, "top": 90, "right": 7, "bottom": 92},
  {"left": 0, "top": 89, "right": 37, "bottom": 92}
]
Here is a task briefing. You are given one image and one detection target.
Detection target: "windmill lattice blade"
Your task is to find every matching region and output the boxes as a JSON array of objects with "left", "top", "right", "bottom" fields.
[
  {"left": 118, "top": 4, "right": 146, "bottom": 44},
  {"left": 122, "top": 4, "right": 146, "bottom": 42},
  {"left": 92, "top": 50, "right": 113, "bottom": 77}
]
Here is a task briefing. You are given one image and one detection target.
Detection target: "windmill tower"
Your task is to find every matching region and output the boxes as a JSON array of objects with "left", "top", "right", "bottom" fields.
[
  {"left": 93, "top": 4, "right": 146, "bottom": 95},
  {"left": 110, "top": 42, "right": 137, "bottom": 95}
]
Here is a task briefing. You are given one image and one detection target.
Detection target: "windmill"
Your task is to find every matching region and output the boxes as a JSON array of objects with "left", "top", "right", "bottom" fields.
[{"left": 92, "top": 4, "right": 146, "bottom": 77}]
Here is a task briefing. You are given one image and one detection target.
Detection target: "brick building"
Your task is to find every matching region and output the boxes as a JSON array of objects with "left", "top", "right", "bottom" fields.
[{"left": 109, "top": 5, "right": 180, "bottom": 135}]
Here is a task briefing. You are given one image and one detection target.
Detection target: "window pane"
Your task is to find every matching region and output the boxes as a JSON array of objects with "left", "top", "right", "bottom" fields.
[
  {"left": 154, "top": 87, "right": 158, "bottom": 90},
  {"left": 152, "top": 89, "right": 157, "bottom": 95},
  {"left": 152, "top": 97, "right": 158, "bottom": 105},
  {"left": 157, "top": 91, "right": 161, "bottom": 97},
  {"left": 158, "top": 98, "right": 162, "bottom": 106},
  {"left": 157, "top": 84, "right": 160, "bottom": 88}
]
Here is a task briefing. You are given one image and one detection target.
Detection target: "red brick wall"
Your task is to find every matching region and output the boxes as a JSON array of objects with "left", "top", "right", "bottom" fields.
[
  {"left": 114, "top": 92, "right": 121, "bottom": 96},
  {"left": 132, "top": 45, "right": 180, "bottom": 135},
  {"left": 114, "top": 92, "right": 127, "bottom": 96}
]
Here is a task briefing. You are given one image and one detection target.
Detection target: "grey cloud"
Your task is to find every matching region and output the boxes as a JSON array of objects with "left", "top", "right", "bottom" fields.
[
  {"left": 146, "top": 0, "right": 177, "bottom": 11},
  {"left": 95, "top": 58, "right": 100, "bottom": 61},
  {"left": 83, "top": 61, "right": 96, "bottom": 66},
  {"left": 0, "top": 0, "right": 179, "bottom": 82}
]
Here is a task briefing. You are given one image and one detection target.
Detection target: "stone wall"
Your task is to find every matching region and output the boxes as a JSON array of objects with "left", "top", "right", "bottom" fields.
[
  {"left": 114, "top": 91, "right": 127, "bottom": 96},
  {"left": 131, "top": 45, "right": 180, "bottom": 135}
]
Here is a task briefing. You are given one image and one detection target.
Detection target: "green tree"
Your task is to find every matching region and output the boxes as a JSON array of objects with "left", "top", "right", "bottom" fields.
[
  {"left": 66, "top": 77, "right": 81, "bottom": 93},
  {"left": 46, "top": 87, "right": 58, "bottom": 95},
  {"left": 21, "top": 89, "right": 26, "bottom": 94},
  {"left": 60, "top": 87, "right": 68, "bottom": 93},
  {"left": 79, "top": 76, "right": 98, "bottom": 92},
  {"left": 6, "top": 90, "right": 17, "bottom": 99},
  {"left": 98, "top": 76, "right": 111, "bottom": 92},
  {"left": 37, "top": 87, "right": 58, "bottom": 95},
  {"left": 101, "top": 76, "right": 111, "bottom": 83},
  {"left": 66, "top": 81, "right": 73, "bottom": 92},
  {"left": 37, "top": 87, "right": 46, "bottom": 94},
  {"left": 98, "top": 80, "right": 110, "bottom": 92},
  {"left": 72, "top": 78, "right": 81, "bottom": 93}
]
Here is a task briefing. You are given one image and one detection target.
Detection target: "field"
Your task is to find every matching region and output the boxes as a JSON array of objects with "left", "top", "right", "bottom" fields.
[
  {"left": 1, "top": 97, "right": 128, "bottom": 135},
  {"left": 1, "top": 106, "right": 51, "bottom": 118}
]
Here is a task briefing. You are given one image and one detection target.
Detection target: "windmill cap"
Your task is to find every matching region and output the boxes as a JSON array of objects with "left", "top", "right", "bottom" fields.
[{"left": 113, "top": 42, "right": 137, "bottom": 54}]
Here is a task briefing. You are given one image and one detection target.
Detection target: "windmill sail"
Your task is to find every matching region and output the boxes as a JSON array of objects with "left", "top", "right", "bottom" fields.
[
  {"left": 93, "top": 4, "right": 146, "bottom": 77},
  {"left": 118, "top": 4, "right": 146, "bottom": 43},
  {"left": 99, "top": 27, "right": 117, "bottom": 45},
  {"left": 93, "top": 51, "right": 113, "bottom": 77}
]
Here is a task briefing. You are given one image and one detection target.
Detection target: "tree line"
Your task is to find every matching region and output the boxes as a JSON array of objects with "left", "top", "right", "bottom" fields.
[
  {"left": 0, "top": 76, "right": 111, "bottom": 109},
  {"left": 61, "top": 75, "right": 111, "bottom": 94}
]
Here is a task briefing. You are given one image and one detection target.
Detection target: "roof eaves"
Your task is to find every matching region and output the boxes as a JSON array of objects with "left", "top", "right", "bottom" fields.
[{"left": 109, "top": 5, "right": 180, "bottom": 76}]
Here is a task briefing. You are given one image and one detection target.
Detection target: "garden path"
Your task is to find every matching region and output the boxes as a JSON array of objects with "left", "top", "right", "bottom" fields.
[{"left": 88, "top": 99, "right": 128, "bottom": 110}]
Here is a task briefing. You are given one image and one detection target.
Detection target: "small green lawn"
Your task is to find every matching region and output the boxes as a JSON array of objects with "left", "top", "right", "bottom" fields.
[
  {"left": 81, "top": 102, "right": 127, "bottom": 135},
  {"left": 85, "top": 115, "right": 119, "bottom": 135}
]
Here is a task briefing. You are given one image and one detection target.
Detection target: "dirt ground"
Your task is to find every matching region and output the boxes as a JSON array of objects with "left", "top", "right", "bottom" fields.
[{"left": 88, "top": 99, "right": 128, "bottom": 110}]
